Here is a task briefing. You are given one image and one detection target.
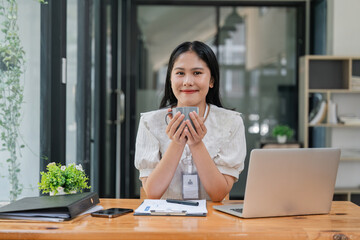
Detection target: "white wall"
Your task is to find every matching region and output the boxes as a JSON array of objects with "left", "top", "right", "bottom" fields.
[
  {"left": 327, "top": 0, "right": 360, "bottom": 55},
  {"left": 327, "top": 0, "right": 360, "bottom": 188},
  {"left": 247, "top": 8, "right": 288, "bottom": 70}
]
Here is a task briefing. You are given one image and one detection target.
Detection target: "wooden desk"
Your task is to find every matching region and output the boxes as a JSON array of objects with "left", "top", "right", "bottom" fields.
[{"left": 1, "top": 199, "right": 360, "bottom": 240}]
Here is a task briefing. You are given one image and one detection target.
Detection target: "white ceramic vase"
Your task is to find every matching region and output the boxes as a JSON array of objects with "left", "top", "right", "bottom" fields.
[
  {"left": 50, "top": 187, "right": 76, "bottom": 196},
  {"left": 277, "top": 135, "right": 287, "bottom": 144}
]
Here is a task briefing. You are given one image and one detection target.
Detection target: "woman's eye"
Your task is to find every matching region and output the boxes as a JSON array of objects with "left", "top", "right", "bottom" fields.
[
  {"left": 176, "top": 72, "right": 184, "bottom": 75},
  {"left": 194, "top": 71, "right": 202, "bottom": 75}
]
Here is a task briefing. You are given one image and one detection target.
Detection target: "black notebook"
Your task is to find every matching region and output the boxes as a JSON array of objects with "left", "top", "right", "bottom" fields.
[{"left": 0, "top": 192, "right": 99, "bottom": 222}]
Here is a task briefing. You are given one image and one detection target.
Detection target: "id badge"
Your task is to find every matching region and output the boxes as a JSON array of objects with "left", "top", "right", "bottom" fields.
[{"left": 182, "top": 173, "right": 199, "bottom": 199}]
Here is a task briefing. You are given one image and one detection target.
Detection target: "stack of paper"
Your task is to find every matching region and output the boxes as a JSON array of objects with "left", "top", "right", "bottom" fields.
[
  {"left": 0, "top": 192, "right": 101, "bottom": 222},
  {"left": 134, "top": 199, "right": 207, "bottom": 216},
  {"left": 339, "top": 115, "right": 360, "bottom": 125},
  {"left": 352, "top": 76, "right": 360, "bottom": 90}
]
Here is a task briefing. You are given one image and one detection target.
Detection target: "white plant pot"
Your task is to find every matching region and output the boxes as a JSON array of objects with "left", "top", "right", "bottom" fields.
[
  {"left": 277, "top": 135, "right": 287, "bottom": 144},
  {"left": 50, "top": 188, "right": 76, "bottom": 196}
]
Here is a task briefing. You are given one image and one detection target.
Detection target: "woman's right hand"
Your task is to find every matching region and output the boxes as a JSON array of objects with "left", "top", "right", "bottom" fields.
[
  {"left": 165, "top": 108, "right": 187, "bottom": 146},
  {"left": 144, "top": 110, "right": 188, "bottom": 198}
]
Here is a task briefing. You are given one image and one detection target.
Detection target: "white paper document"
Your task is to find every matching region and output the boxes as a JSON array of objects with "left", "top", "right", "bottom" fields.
[{"left": 134, "top": 199, "right": 207, "bottom": 216}]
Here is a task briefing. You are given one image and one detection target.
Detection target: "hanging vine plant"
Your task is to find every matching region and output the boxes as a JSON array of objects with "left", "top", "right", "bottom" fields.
[
  {"left": 0, "top": 0, "right": 46, "bottom": 202},
  {"left": 0, "top": 0, "right": 26, "bottom": 202}
]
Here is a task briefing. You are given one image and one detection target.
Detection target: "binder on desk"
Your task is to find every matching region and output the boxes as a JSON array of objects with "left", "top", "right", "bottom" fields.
[
  {"left": 0, "top": 192, "right": 100, "bottom": 222},
  {"left": 134, "top": 199, "right": 207, "bottom": 216}
]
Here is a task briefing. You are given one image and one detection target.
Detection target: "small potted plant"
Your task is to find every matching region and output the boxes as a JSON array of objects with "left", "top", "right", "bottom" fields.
[
  {"left": 39, "top": 162, "right": 91, "bottom": 196},
  {"left": 272, "top": 125, "right": 294, "bottom": 144}
]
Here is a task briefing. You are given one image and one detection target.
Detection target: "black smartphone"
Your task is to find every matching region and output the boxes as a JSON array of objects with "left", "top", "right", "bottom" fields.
[{"left": 91, "top": 208, "right": 133, "bottom": 218}]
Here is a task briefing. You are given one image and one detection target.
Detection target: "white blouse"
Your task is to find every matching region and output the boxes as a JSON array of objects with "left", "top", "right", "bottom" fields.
[{"left": 134, "top": 104, "right": 246, "bottom": 200}]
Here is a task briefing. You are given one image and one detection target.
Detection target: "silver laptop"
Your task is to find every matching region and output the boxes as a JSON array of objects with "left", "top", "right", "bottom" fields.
[{"left": 213, "top": 148, "right": 340, "bottom": 218}]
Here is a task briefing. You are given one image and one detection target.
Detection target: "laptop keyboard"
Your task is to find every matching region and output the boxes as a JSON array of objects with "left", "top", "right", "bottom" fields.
[{"left": 230, "top": 208, "right": 243, "bottom": 213}]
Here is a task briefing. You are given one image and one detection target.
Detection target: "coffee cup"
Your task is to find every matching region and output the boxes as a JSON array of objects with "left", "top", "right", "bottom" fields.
[{"left": 165, "top": 106, "right": 199, "bottom": 130}]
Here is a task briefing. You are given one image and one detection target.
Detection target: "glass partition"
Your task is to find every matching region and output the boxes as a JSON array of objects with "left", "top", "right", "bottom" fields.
[
  {"left": 135, "top": 5, "right": 298, "bottom": 198},
  {"left": 216, "top": 7, "right": 297, "bottom": 195},
  {"left": 0, "top": 0, "right": 41, "bottom": 201},
  {"left": 66, "top": 0, "right": 78, "bottom": 165},
  {"left": 135, "top": 5, "right": 217, "bottom": 194}
]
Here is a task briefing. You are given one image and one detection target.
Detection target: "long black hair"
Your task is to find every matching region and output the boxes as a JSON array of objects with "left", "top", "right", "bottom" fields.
[{"left": 159, "top": 41, "right": 223, "bottom": 108}]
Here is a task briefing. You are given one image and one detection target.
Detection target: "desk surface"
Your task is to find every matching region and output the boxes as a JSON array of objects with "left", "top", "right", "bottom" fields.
[{"left": 1, "top": 199, "right": 360, "bottom": 240}]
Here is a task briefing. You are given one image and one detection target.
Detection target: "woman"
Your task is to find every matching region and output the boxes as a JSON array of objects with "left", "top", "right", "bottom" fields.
[{"left": 135, "top": 41, "right": 246, "bottom": 202}]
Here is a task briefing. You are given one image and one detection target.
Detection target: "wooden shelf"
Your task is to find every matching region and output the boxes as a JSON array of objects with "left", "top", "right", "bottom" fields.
[
  {"left": 309, "top": 89, "right": 360, "bottom": 93},
  {"left": 261, "top": 143, "right": 301, "bottom": 149},
  {"left": 335, "top": 188, "right": 360, "bottom": 194},
  {"left": 340, "top": 157, "right": 360, "bottom": 161},
  {"left": 334, "top": 188, "right": 360, "bottom": 205},
  {"left": 299, "top": 55, "right": 360, "bottom": 148},
  {"left": 308, "top": 124, "right": 360, "bottom": 128},
  {"left": 300, "top": 56, "right": 360, "bottom": 206}
]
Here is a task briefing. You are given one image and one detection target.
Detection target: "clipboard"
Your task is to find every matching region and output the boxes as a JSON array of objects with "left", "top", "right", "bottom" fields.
[{"left": 134, "top": 199, "right": 207, "bottom": 216}]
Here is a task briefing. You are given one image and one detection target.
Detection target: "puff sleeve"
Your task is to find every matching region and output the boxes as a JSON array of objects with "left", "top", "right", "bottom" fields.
[
  {"left": 134, "top": 114, "right": 161, "bottom": 178},
  {"left": 206, "top": 111, "right": 246, "bottom": 181}
]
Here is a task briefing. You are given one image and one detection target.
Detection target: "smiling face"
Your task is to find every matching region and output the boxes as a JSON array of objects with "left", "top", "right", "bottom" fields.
[{"left": 170, "top": 51, "right": 214, "bottom": 111}]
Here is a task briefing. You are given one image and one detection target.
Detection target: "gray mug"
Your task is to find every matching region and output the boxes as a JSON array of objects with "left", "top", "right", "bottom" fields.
[{"left": 165, "top": 107, "right": 199, "bottom": 130}]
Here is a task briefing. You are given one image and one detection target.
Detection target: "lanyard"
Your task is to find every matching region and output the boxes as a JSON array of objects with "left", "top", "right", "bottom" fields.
[{"left": 203, "top": 104, "right": 209, "bottom": 119}]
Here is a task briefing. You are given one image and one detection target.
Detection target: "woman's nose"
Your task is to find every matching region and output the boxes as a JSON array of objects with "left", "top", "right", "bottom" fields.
[{"left": 183, "top": 75, "right": 194, "bottom": 86}]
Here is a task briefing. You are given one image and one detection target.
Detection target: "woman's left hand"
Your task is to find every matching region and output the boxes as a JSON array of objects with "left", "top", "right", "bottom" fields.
[{"left": 184, "top": 111, "right": 207, "bottom": 146}]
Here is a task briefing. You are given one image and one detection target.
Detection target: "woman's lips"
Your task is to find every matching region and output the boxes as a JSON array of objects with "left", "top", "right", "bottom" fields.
[{"left": 181, "top": 89, "right": 198, "bottom": 94}]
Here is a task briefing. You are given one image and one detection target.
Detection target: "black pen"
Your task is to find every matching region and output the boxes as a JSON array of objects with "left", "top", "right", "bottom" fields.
[{"left": 166, "top": 199, "right": 199, "bottom": 206}]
